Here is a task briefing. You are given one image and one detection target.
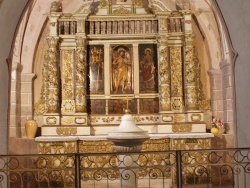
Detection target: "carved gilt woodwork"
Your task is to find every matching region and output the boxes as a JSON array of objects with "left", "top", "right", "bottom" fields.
[{"left": 34, "top": 1, "right": 210, "bottom": 135}]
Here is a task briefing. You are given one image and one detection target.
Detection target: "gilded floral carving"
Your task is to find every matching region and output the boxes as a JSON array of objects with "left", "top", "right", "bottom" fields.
[
  {"left": 170, "top": 47, "right": 183, "bottom": 97},
  {"left": 113, "top": 6, "right": 131, "bottom": 15},
  {"left": 172, "top": 124, "right": 192, "bottom": 133},
  {"left": 158, "top": 45, "right": 171, "bottom": 111},
  {"left": 46, "top": 117, "right": 57, "bottom": 125},
  {"left": 62, "top": 50, "right": 74, "bottom": 100},
  {"left": 56, "top": 127, "right": 77, "bottom": 135},
  {"left": 46, "top": 37, "right": 60, "bottom": 113},
  {"left": 75, "top": 37, "right": 87, "bottom": 112}
]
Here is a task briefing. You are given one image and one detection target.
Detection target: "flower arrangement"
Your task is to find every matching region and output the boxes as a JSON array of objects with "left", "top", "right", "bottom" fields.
[{"left": 212, "top": 118, "right": 224, "bottom": 130}]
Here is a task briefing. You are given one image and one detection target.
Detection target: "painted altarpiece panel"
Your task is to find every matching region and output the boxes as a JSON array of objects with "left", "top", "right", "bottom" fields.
[
  {"left": 140, "top": 98, "right": 159, "bottom": 114},
  {"left": 138, "top": 44, "right": 158, "bottom": 93},
  {"left": 108, "top": 99, "right": 137, "bottom": 114},
  {"left": 87, "top": 99, "right": 106, "bottom": 115},
  {"left": 110, "top": 45, "right": 134, "bottom": 94},
  {"left": 87, "top": 45, "right": 105, "bottom": 94}
]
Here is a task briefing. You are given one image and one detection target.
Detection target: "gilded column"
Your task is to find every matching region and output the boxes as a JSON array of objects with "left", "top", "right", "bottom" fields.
[
  {"left": 170, "top": 46, "right": 184, "bottom": 111},
  {"left": 46, "top": 37, "right": 60, "bottom": 113},
  {"left": 184, "top": 34, "right": 198, "bottom": 110},
  {"left": 158, "top": 38, "right": 171, "bottom": 112},
  {"left": 61, "top": 50, "right": 75, "bottom": 114},
  {"left": 75, "top": 37, "right": 87, "bottom": 112},
  {"left": 34, "top": 52, "right": 48, "bottom": 115},
  {"left": 157, "top": 13, "right": 171, "bottom": 112}
]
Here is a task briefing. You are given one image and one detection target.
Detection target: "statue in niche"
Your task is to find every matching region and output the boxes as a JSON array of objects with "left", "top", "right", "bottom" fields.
[
  {"left": 111, "top": 46, "right": 133, "bottom": 94},
  {"left": 89, "top": 46, "right": 104, "bottom": 94},
  {"left": 139, "top": 47, "right": 156, "bottom": 91}
]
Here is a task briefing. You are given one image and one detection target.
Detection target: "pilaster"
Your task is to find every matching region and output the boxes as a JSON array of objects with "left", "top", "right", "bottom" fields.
[
  {"left": 9, "top": 62, "right": 23, "bottom": 138},
  {"left": 21, "top": 73, "right": 37, "bottom": 137},
  {"left": 208, "top": 69, "right": 223, "bottom": 119}
]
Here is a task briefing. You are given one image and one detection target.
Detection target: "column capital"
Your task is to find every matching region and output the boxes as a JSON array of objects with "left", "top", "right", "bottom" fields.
[{"left": 21, "top": 73, "right": 37, "bottom": 82}]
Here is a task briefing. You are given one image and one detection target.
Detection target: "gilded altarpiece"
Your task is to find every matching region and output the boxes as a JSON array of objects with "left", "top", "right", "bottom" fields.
[
  {"left": 33, "top": 1, "right": 214, "bottom": 187},
  {"left": 35, "top": 0, "right": 211, "bottom": 137}
]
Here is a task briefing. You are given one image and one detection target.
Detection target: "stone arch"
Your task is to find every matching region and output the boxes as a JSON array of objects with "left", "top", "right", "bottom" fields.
[{"left": 9, "top": 0, "right": 236, "bottom": 146}]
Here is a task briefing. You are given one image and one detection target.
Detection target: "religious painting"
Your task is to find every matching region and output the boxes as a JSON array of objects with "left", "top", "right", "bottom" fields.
[
  {"left": 140, "top": 98, "right": 159, "bottom": 114},
  {"left": 87, "top": 99, "right": 106, "bottom": 115},
  {"left": 110, "top": 45, "right": 134, "bottom": 94},
  {"left": 139, "top": 44, "right": 158, "bottom": 93},
  {"left": 87, "top": 45, "right": 104, "bottom": 94},
  {"left": 108, "top": 99, "right": 137, "bottom": 114}
]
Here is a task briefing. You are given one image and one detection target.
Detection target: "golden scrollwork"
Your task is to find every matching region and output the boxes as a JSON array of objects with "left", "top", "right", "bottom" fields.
[
  {"left": 35, "top": 51, "right": 49, "bottom": 115},
  {"left": 185, "top": 34, "right": 194, "bottom": 46},
  {"left": 56, "top": 127, "right": 77, "bottom": 135},
  {"left": 46, "top": 37, "right": 60, "bottom": 113},
  {"left": 162, "top": 115, "right": 173, "bottom": 122},
  {"left": 172, "top": 124, "right": 192, "bottom": 133},
  {"left": 142, "top": 138, "right": 170, "bottom": 151},
  {"left": 37, "top": 141, "right": 77, "bottom": 154},
  {"left": 34, "top": 101, "right": 46, "bottom": 115},
  {"left": 75, "top": 37, "right": 87, "bottom": 112},
  {"left": 185, "top": 47, "right": 195, "bottom": 84},
  {"left": 172, "top": 138, "right": 211, "bottom": 150},
  {"left": 62, "top": 50, "right": 74, "bottom": 100},
  {"left": 75, "top": 117, "right": 86, "bottom": 124},
  {"left": 185, "top": 86, "right": 197, "bottom": 109},
  {"left": 171, "top": 97, "right": 183, "bottom": 110},
  {"left": 184, "top": 45, "right": 198, "bottom": 110},
  {"left": 62, "top": 116, "right": 74, "bottom": 124},
  {"left": 191, "top": 114, "right": 201, "bottom": 122},
  {"left": 190, "top": 47, "right": 210, "bottom": 110},
  {"left": 174, "top": 114, "right": 184, "bottom": 122},
  {"left": 79, "top": 140, "right": 114, "bottom": 153},
  {"left": 159, "top": 47, "right": 170, "bottom": 83},
  {"left": 158, "top": 45, "right": 171, "bottom": 111},
  {"left": 113, "top": 6, "right": 131, "bottom": 15},
  {"left": 133, "top": 116, "right": 158, "bottom": 122},
  {"left": 102, "top": 117, "right": 115, "bottom": 123},
  {"left": 46, "top": 117, "right": 57, "bottom": 125},
  {"left": 62, "top": 100, "right": 75, "bottom": 113},
  {"left": 170, "top": 47, "right": 183, "bottom": 97},
  {"left": 159, "top": 85, "right": 171, "bottom": 110}
]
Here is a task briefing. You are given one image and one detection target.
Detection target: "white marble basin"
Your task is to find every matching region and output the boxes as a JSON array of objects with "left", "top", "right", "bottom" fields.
[{"left": 107, "top": 114, "right": 149, "bottom": 147}]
